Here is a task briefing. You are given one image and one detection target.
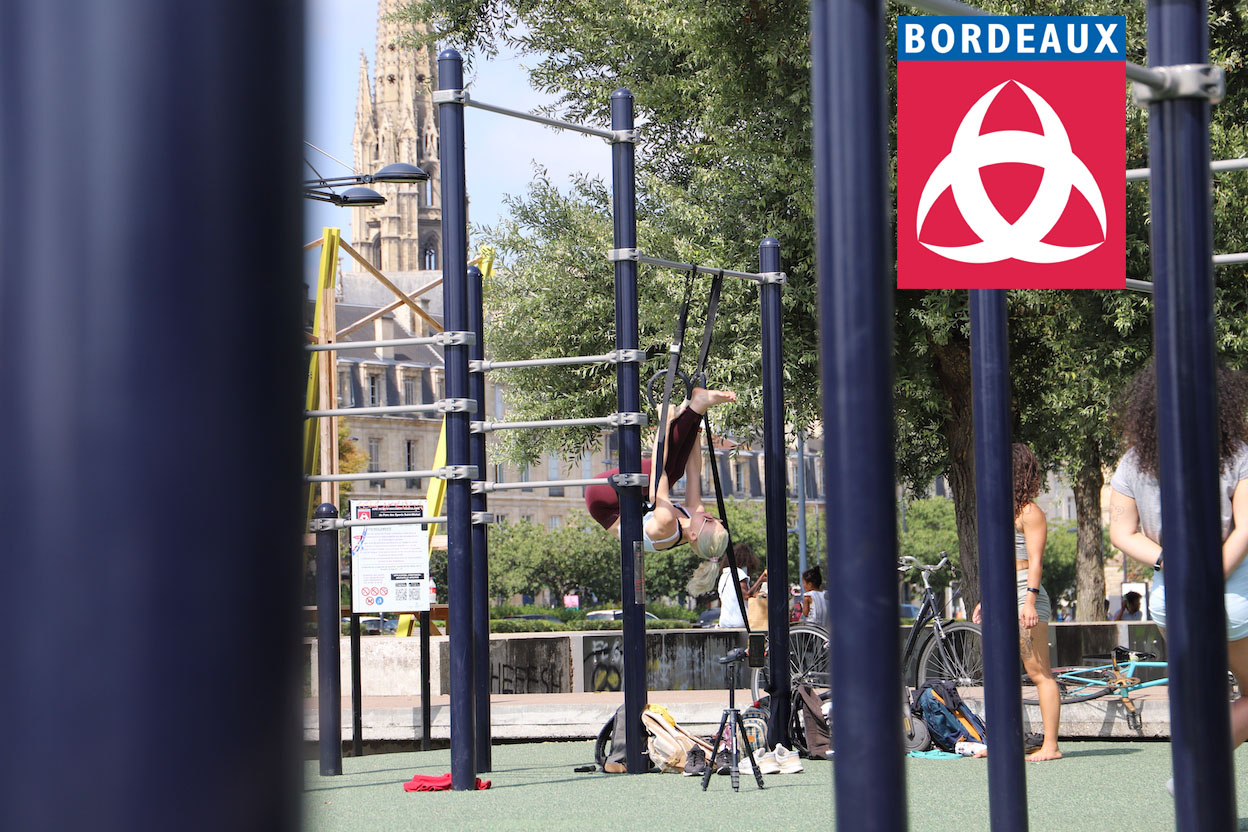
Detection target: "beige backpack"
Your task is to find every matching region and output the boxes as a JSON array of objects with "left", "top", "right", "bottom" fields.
[{"left": 641, "top": 705, "right": 715, "bottom": 772}]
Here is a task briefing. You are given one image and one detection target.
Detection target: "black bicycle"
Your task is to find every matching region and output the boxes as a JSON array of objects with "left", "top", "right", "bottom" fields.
[{"left": 899, "top": 554, "right": 983, "bottom": 690}]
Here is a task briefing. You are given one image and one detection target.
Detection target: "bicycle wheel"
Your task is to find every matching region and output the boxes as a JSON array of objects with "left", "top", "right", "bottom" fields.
[
  {"left": 915, "top": 622, "right": 983, "bottom": 689},
  {"left": 902, "top": 707, "right": 931, "bottom": 752},
  {"left": 750, "top": 623, "right": 830, "bottom": 702},
  {"left": 1021, "top": 666, "right": 1117, "bottom": 705}
]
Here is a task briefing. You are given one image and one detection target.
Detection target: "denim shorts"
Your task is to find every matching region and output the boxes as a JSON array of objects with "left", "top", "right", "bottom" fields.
[
  {"left": 1016, "top": 569, "right": 1051, "bottom": 624},
  {"left": 1150, "top": 558, "right": 1248, "bottom": 642}
]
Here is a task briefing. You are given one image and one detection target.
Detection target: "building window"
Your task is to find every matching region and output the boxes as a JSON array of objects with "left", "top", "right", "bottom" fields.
[
  {"left": 367, "top": 438, "right": 383, "bottom": 487},
  {"left": 549, "top": 516, "right": 563, "bottom": 530},
  {"left": 547, "top": 457, "right": 563, "bottom": 497},
  {"left": 1066, "top": 496, "right": 1076, "bottom": 520},
  {"left": 735, "top": 459, "right": 747, "bottom": 494},
  {"left": 367, "top": 373, "right": 382, "bottom": 407},
  {"left": 494, "top": 387, "right": 504, "bottom": 418},
  {"left": 521, "top": 514, "right": 534, "bottom": 525},
  {"left": 337, "top": 370, "right": 353, "bottom": 406},
  {"left": 520, "top": 465, "right": 531, "bottom": 492},
  {"left": 425, "top": 178, "right": 433, "bottom": 204},
  {"left": 406, "top": 440, "right": 421, "bottom": 490},
  {"left": 493, "top": 463, "right": 505, "bottom": 483},
  {"left": 403, "top": 377, "right": 418, "bottom": 406},
  {"left": 423, "top": 247, "right": 437, "bottom": 270}
]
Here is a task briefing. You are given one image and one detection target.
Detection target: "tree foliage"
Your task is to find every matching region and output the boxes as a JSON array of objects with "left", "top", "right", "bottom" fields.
[{"left": 398, "top": 0, "right": 1248, "bottom": 618}]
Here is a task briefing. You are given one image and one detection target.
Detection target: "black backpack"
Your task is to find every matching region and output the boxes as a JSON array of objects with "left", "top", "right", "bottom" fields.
[{"left": 911, "top": 681, "right": 987, "bottom": 752}]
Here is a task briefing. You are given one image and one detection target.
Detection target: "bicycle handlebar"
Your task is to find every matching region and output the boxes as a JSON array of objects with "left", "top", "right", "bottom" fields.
[{"left": 897, "top": 553, "right": 949, "bottom": 573}]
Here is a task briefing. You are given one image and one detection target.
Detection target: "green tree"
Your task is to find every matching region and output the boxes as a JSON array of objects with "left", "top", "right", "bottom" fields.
[
  {"left": 400, "top": 0, "right": 1248, "bottom": 618},
  {"left": 897, "top": 497, "right": 961, "bottom": 596}
]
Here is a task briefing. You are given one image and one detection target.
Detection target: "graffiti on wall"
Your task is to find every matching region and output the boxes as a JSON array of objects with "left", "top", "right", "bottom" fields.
[{"left": 585, "top": 636, "right": 624, "bottom": 692}]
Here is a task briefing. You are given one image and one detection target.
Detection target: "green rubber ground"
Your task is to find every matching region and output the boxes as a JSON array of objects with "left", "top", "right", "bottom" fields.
[{"left": 304, "top": 741, "right": 1248, "bottom": 831}]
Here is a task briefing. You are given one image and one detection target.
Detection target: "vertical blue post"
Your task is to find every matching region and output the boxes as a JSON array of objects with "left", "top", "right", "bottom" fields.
[
  {"left": 315, "top": 504, "right": 342, "bottom": 775},
  {"left": 610, "top": 87, "right": 648, "bottom": 773},
  {"left": 0, "top": 1, "right": 304, "bottom": 828},
  {"left": 812, "top": 0, "right": 907, "bottom": 827},
  {"left": 797, "top": 431, "right": 809, "bottom": 579},
  {"left": 969, "top": 290, "right": 1028, "bottom": 831},
  {"left": 1146, "top": 2, "right": 1236, "bottom": 827},
  {"left": 437, "top": 48, "right": 477, "bottom": 789},
  {"left": 348, "top": 612, "right": 363, "bottom": 757},
  {"left": 467, "top": 263, "right": 493, "bottom": 771},
  {"left": 759, "top": 238, "right": 791, "bottom": 745}
]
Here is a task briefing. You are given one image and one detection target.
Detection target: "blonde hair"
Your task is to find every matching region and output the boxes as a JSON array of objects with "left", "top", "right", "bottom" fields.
[{"left": 690, "top": 518, "right": 730, "bottom": 560}]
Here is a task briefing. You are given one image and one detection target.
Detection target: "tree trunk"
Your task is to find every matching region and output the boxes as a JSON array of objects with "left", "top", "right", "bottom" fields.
[
  {"left": 932, "top": 341, "right": 980, "bottom": 613},
  {"left": 1073, "top": 461, "right": 1107, "bottom": 621}
]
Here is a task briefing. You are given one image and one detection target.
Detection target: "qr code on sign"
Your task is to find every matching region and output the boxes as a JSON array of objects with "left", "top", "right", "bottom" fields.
[{"left": 395, "top": 585, "right": 410, "bottom": 602}]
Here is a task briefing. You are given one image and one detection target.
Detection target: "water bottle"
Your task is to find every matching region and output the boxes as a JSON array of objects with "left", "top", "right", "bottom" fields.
[{"left": 955, "top": 741, "right": 987, "bottom": 757}]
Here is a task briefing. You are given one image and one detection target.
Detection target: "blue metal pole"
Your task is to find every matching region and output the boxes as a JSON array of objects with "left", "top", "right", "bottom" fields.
[
  {"left": 610, "top": 88, "right": 648, "bottom": 774},
  {"left": 467, "top": 263, "right": 493, "bottom": 771},
  {"left": 969, "top": 290, "right": 1028, "bottom": 831},
  {"left": 760, "top": 238, "right": 791, "bottom": 745},
  {"left": 315, "top": 504, "right": 342, "bottom": 775},
  {"left": 797, "top": 431, "right": 809, "bottom": 579},
  {"left": 1146, "top": 2, "right": 1236, "bottom": 827},
  {"left": 437, "top": 48, "right": 477, "bottom": 789},
  {"left": 0, "top": 1, "right": 304, "bottom": 828},
  {"left": 812, "top": 0, "right": 906, "bottom": 826}
]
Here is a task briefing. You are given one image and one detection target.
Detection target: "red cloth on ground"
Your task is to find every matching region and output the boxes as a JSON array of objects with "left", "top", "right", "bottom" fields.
[{"left": 402, "top": 773, "right": 491, "bottom": 791}]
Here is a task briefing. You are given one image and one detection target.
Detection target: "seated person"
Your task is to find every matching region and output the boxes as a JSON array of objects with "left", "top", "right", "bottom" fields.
[{"left": 1114, "top": 591, "right": 1144, "bottom": 621}]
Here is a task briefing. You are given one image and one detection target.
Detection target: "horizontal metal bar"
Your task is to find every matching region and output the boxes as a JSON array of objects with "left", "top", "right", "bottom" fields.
[
  {"left": 902, "top": 0, "right": 1166, "bottom": 89},
  {"left": 471, "top": 413, "right": 647, "bottom": 433},
  {"left": 306, "top": 469, "right": 441, "bottom": 483},
  {"left": 1214, "top": 252, "right": 1248, "bottom": 266},
  {"left": 635, "top": 254, "right": 766, "bottom": 284},
  {"left": 1126, "top": 157, "right": 1248, "bottom": 181},
  {"left": 461, "top": 96, "right": 617, "bottom": 141},
  {"left": 476, "top": 478, "right": 605, "bottom": 493},
  {"left": 306, "top": 404, "right": 441, "bottom": 417},
  {"left": 471, "top": 350, "right": 646, "bottom": 371},
  {"left": 334, "top": 515, "right": 446, "bottom": 529},
  {"left": 306, "top": 336, "right": 447, "bottom": 352},
  {"left": 1125, "top": 278, "right": 1154, "bottom": 294}
]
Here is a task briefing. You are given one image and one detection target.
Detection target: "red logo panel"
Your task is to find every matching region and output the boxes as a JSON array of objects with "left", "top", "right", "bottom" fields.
[{"left": 897, "top": 61, "right": 1124, "bottom": 289}]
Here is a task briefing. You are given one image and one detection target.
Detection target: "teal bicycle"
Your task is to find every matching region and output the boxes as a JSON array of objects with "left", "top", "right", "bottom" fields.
[{"left": 1021, "top": 646, "right": 1240, "bottom": 730}]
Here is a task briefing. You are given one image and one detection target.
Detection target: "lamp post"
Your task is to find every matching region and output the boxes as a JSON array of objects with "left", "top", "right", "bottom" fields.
[{"left": 303, "top": 162, "right": 429, "bottom": 206}]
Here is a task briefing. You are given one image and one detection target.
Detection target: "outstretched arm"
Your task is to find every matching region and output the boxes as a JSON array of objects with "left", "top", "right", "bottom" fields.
[
  {"left": 1109, "top": 489, "right": 1162, "bottom": 567},
  {"left": 1223, "top": 479, "right": 1248, "bottom": 577}
]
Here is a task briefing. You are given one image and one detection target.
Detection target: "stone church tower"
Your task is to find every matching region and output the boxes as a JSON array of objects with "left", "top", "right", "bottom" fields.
[{"left": 350, "top": 0, "right": 441, "bottom": 274}]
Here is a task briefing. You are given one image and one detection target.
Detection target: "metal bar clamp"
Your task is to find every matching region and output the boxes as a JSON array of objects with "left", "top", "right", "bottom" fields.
[
  {"left": 610, "top": 472, "right": 649, "bottom": 488},
  {"left": 309, "top": 518, "right": 338, "bottom": 532},
  {"left": 471, "top": 512, "right": 496, "bottom": 525},
  {"left": 608, "top": 348, "right": 647, "bottom": 363},
  {"left": 607, "top": 248, "right": 639, "bottom": 262},
  {"left": 435, "top": 397, "right": 478, "bottom": 414},
  {"left": 432, "top": 89, "right": 467, "bottom": 104},
  {"left": 433, "top": 330, "right": 477, "bottom": 346},
  {"left": 1133, "top": 64, "right": 1225, "bottom": 105},
  {"left": 757, "top": 271, "right": 788, "bottom": 285},
  {"left": 608, "top": 128, "right": 638, "bottom": 144},
  {"left": 607, "top": 412, "right": 648, "bottom": 427},
  {"left": 435, "top": 465, "right": 478, "bottom": 480}
]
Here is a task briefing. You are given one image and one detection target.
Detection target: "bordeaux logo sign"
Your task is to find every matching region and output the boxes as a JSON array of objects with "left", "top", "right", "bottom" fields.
[{"left": 897, "top": 16, "right": 1126, "bottom": 289}]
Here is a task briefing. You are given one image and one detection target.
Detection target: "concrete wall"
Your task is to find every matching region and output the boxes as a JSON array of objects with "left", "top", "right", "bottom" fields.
[{"left": 309, "top": 622, "right": 1166, "bottom": 697}]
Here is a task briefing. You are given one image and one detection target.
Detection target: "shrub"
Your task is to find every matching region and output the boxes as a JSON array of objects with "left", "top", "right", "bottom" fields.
[{"left": 489, "top": 618, "right": 568, "bottom": 633}]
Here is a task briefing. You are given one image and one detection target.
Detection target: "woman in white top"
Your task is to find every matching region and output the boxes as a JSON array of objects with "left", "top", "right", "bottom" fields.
[
  {"left": 718, "top": 543, "right": 765, "bottom": 628},
  {"left": 801, "top": 567, "right": 827, "bottom": 629}
]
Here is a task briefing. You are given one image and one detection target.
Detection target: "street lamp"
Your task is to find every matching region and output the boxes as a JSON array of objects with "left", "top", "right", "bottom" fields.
[{"left": 303, "top": 161, "right": 430, "bottom": 206}]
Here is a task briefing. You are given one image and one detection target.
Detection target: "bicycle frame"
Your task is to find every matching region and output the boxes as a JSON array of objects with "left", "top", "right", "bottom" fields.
[{"left": 900, "top": 562, "right": 955, "bottom": 673}]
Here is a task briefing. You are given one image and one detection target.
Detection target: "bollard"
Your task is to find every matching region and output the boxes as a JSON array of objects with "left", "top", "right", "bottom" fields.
[{"left": 315, "top": 503, "right": 343, "bottom": 775}]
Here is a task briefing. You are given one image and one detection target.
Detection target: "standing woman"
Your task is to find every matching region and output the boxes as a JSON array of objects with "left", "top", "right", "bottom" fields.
[
  {"left": 1108, "top": 363, "right": 1248, "bottom": 761},
  {"left": 975, "top": 443, "right": 1062, "bottom": 761}
]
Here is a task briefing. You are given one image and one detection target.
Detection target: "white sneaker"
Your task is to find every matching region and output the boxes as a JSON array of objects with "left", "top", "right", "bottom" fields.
[
  {"left": 757, "top": 748, "right": 781, "bottom": 775},
  {"left": 1166, "top": 778, "right": 1174, "bottom": 797},
  {"left": 774, "top": 744, "right": 805, "bottom": 774}
]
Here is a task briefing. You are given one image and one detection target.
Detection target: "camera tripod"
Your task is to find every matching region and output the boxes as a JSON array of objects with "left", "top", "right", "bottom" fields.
[{"left": 701, "top": 647, "right": 766, "bottom": 791}]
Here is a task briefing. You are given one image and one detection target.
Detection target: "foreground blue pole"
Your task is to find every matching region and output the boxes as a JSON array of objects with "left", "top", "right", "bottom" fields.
[
  {"left": 1146, "top": 2, "right": 1236, "bottom": 827},
  {"left": 467, "top": 263, "right": 493, "bottom": 771},
  {"left": 438, "top": 48, "right": 477, "bottom": 789},
  {"left": 811, "top": 0, "right": 906, "bottom": 826},
  {"left": 610, "top": 87, "right": 648, "bottom": 773},
  {"left": 759, "top": 238, "right": 791, "bottom": 744},
  {"left": 315, "top": 504, "right": 342, "bottom": 775},
  {"left": 0, "top": 2, "right": 304, "bottom": 828},
  {"left": 969, "top": 290, "right": 1028, "bottom": 831}
]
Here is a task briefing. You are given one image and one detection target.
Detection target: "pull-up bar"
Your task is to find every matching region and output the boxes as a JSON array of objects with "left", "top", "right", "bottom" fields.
[
  {"left": 306, "top": 465, "right": 478, "bottom": 483},
  {"left": 470, "top": 349, "right": 645, "bottom": 371},
  {"left": 430, "top": 89, "right": 630, "bottom": 143},
  {"left": 1124, "top": 252, "right": 1248, "bottom": 293},
  {"left": 1127, "top": 156, "right": 1248, "bottom": 181},
  {"left": 306, "top": 398, "right": 477, "bottom": 418},
  {"left": 473, "top": 475, "right": 647, "bottom": 494},
  {"left": 904, "top": 0, "right": 1168, "bottom": 89},
  {"left": 607, "top": 248, "right": 786, "bottom": 284},
  {"left": 470, "top": 412, "right": 647, "bottom": 433},
  {"left": 312, "top": 512, "right": 494, "bottom": 531},
  {"left": 306, "top": 331, "right": 474, "bottom": 352}
]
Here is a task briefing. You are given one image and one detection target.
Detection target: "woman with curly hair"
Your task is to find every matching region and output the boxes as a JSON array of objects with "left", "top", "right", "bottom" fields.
[
  {"left": 1109, "top": 362, "right": 1248, "bottom": 766},
  {"left": 974, "top": 442, "right": 1062, "bottom": 761}
]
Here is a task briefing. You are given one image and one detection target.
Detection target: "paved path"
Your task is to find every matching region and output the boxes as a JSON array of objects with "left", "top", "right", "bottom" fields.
[{"left": 305, "top": 686, "right": 1173, "bottom": 742}]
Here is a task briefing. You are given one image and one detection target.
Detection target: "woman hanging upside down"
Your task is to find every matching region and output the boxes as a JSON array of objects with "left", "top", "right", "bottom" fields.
[{"left": 585, "top": 387, "right": 735, "bottom": 560}]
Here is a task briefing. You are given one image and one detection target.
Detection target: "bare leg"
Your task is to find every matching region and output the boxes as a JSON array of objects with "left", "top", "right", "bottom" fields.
[
  {"left": 1021, "top": 620, "right": 1062, "bottom": 761},
  {"left": 1227, "top": 637, "right": 1248, "bottom": 747},
  {"left": 646, "top": 389, "right": 735, "bottom": 545},
  {"left": 683, "top": 426, "right": 705, "bottom": 514}
]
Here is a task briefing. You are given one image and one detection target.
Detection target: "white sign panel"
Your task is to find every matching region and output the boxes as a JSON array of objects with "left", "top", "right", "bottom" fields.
[{"left": 349, "top": 499, "right": 431, "bottom": 613}]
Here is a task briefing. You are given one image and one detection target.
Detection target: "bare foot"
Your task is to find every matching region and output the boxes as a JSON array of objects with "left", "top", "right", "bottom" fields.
[
  {"left": 1025, "top": 747, "right": 1063, "bottom": 762},
  {"left": 689, "top": 388, "right": 737, "bottom": 414}
]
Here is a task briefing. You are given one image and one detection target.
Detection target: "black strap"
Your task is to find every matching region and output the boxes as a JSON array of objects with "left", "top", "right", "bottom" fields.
[
  {"left": 650, "top": 270, "right": 696, "bottom": 506},
  {"left": 703, "top": 406, "right": 749, "bottom": 637},
  {"left": 692, "top": 271, "right": 723, "bottom": 385}
]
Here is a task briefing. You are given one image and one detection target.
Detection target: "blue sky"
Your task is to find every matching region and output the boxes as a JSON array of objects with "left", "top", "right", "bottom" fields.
[{"left": 304, "top": 0, "right": 612, "bottom": 255}]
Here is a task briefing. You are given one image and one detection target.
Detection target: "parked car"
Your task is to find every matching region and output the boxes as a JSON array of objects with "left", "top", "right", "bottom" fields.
[
  {"left": 341, "top": 615, "right": 398, "bottom": 635},
  {"left": 502, "top": 614, "right": 564, "bottom": 625},
  {"left": 695, "top": 608, "right": 721, "bottom": 628},
  {"left": 585, "top": 609, "right": 660, "bottom": 621},
  {"left": 899, "top": 603, "right": 921, "bottom": 620}
]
